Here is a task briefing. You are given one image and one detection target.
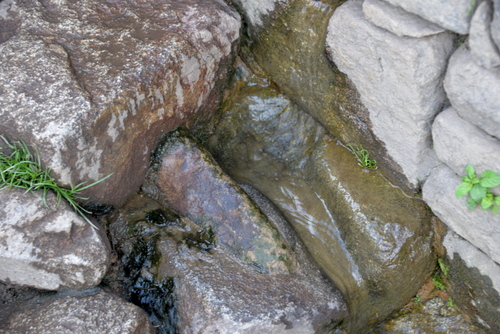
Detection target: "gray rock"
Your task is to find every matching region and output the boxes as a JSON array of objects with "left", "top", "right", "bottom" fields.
[
  {"left": 107, "top": 193, "right": 348, "bottom": 333},
  {"left": 362, "top": 0, "right": 446, "bottom": 37},
  {"left": 142, "top": 130, "right": 295, "bottom": 275},
  {"left": 0, "top": 188, "right": 110, "bottom": 290},
  {"left": 0, "top": 288, "right": 155, "bottom": 334},
  {"left": 422, "top": 165, "right": 500, "bottom": 265},
  {"left": 383, "top": 0, "right": 481, "bottom": 34},
  {"left": 443, "top": 231, "right": 500, "bottom": 333},
  {"left": 0, "top": 0, "right": 240, "bottom": 207},
  {"left": 432, "top": 108, "right": 500, "bottom": 196},
  {"left": 444, "top": 45, "right": 500, "bottom": 139},
  {"left": 469, "top": 1, "right": 500, "bottom": 69},
  {"left": 229, "top": 0, "right": 288, "bottom": 34},
  {"left": 492, "top": 0, "right": 500, "bottom": 49},
  {"left": 326, "top": 0, "right": 454, "bottom": 188}
]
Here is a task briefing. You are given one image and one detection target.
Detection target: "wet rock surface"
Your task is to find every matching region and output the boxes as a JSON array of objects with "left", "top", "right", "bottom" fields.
[
  {"left": 0, "top": 0, "right": 240, "bottom": 207},
  {"left": 0, "top": 287, "right": 155, "bottom": 334},
  {"left": 106, "top": 193, "right": 348, "bottom": 333},
  {"left": 0, "top": 188, "right": 110, "bottom": 290},
  {"left": 142, "top": 130, "right": 295, "bottom": 274},
  {"left": 207, "top": 71, "right": 435, "bottom": 333}
]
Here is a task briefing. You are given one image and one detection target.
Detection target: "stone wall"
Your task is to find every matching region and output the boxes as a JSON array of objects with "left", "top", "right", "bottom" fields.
[{"left": 326, "top": 0, "right": 500, "bottom": 331}]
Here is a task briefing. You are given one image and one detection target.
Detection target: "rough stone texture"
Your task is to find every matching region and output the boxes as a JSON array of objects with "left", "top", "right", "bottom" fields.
[
  {"left": 383, "top": 0, "right": 481, "bottom": 34},
  {"left": 492, "top": 0, "right": 500, "bottom": 49},
  {"left": 326, "top": 0, "right": 454, "bottom": 189},
  {"left": 208, "top": 81, "right": 435, "bottom": 333},
  {"left": 0, "top": 288, "right": 155, "bottom": 334},
  {"left": 251, "top": 0, "right": 415, "bottom": 193},
  {"left": 0, "top": 188, "right": 110, "bottom": 290},
  {"left": 423, "top": 165, "right": 500, "bottom": 265},
  {"left": 0, "top": 0, "right": 240, "bottom": 207},
  {"left": 142, "top": 130, "right": 295, "bottom": 275},
  {"left": 470, "top": 1, "right": 500, "bottom": 69},
  {"left": 444, "top": 231, "right": 500, "bottom": 333},
  {"left": 107, "top": 193, "right": 348, "bottom": 333},
  {"left": 444, "top": 45, "right": 500, "bottom": 140},
  {"left": 432, "top": 108, "right": 500, "bottom": 196},
  {"left": 229, "top": 0, "right": 288, "bottom": 35},
  {"left": 373, "top": 297, "right": 486, "bottom": 333},
  {"left": 363, "top": 0, "right": 446, "bottom": 37}
]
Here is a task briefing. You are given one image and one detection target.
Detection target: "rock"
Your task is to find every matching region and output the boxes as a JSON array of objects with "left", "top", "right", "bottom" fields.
[
  {"left": 492, "top": 0, "right": 500, "bottom": 49},
  {"left": 207, "top": 83, "right": 435, "bottom": 333},
  {"left": 0, "top": 188, "right": 110, "bottom": 290},
  {"left": 107, "top": 194, "right": 348, "bottom": 333},
  {"left": 383, "top": 0, "right": 480, "bottom": 34},
  {"left": 0, "top": 0, "right": 240, "bottom": 207},
  {"left": 0, "top": 288, "right": 155, "bottom": 334},
  {"left": 444, "top": 45, "right": 500, "bottom": 140},
  {"left": 443, "top": 231, "right": 500, "bottom": 333},
  {"left": 142, "top": 130, "right": 295, "bottom": 275},
  {"left": 422, "top": 165, "right": 500, "bottom": 265},
  {"left": 250, "top": 0, "right": 415, "bottom": 193},
  {"left": 469, "top": 1, "right": 500, "bottom": 69},
  {"left": 362, "top": 0, "right": 446, "bottom": 37},
  {"left": 374, "top": 297, "right": 486, "bottom": 333},
  {"left": 228, "top": 0, "right": 289, "bottom": 35},
  {"left": 432, "top": 108, "right": 500, "bottom": 196},
  {"left": 326, "top": 0, "right": 454, "bottom": 189}
]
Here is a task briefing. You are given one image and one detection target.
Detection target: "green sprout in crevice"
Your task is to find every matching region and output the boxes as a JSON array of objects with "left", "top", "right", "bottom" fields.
[
  {"left": 0, "top": 136, "right": 112, "bottom": 228},
  {"left": 347, "top": 144, "right": 378, "bottom": 170},
  {"left": 455, "top": 164, "right": 500, "bottom": 214}
]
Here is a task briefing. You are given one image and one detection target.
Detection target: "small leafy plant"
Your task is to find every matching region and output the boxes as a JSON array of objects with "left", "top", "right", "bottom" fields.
[
  {"left": 347, "top": 144, "right": 377, "bottom": 170},
  {"left": 455, "top": 164, "right": 500, "bottom": 214},
  {"left": 0, "top": 136, "right": 111, "bottom": 228}
]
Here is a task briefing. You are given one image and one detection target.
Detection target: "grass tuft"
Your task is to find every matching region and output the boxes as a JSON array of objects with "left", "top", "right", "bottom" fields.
[{"left": 0, "top": 136, "right": 111, "bottom": 229}]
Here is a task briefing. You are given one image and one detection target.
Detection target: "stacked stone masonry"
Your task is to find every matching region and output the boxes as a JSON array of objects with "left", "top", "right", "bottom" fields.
[{"left": 327, "top": 0, "right": 500, "bottom": 330}]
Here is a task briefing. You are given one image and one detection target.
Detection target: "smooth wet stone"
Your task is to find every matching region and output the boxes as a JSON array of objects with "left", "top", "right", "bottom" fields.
[
  {"left": 422, "top": 165, "right": 500, "bottom": 264},
  {"left": 363, "top": 0, "right": 446, "bottom": 37},
  {"left": 250, "top": 0, "right": 413, "bottom": 193},
  {"left": 142, "top": 130, "right": 294, "bottom": 274},
  {"left": 107, "top": 194, "right": 348, "bottom": 333},
  {"left": 469, "top": 1, "right": 500, "bottom": 69},
  {"left": 0, "top": 288, "right": 155, "bottom": 334},
  {"left": 0, "top": 188, "right": 110, "bottom": 290},
  {"left": 208, "top": 83, "right": 435, "bottom": 333},
  {"left": 444, "top": 45, "right": 500, "bottom": 140},
  {"left": 443, "top": 231, "right": 500, "bottom": 333},
  {"left": 432, "top": 108, "right": 500, "bottom": 196},
  {"left": 0, "top": 0, "right": 240, "bottom": 207},
  {"left": 383, "top": 0, "right": 480, "bottom": 34},
  {"left": 326, "top": 0, "right": 454, "bottom": 189}
]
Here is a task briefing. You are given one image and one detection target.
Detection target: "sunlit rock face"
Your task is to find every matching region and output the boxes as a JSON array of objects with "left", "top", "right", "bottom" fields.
[
  {"left": 207, "top": 71, "right": 435, "bottom": 333},
  {"left": 0, "top": 0, "right": 240, "bottom": 207}
]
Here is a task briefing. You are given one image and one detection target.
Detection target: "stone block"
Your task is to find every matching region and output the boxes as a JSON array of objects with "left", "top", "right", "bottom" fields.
[
  {"left": 444, "top": 45, "right": 500, "bottom": 139},
  {"left": 363, "top": 0, "right": 446, "bottom": 37},
  {"left": 432, "top": 107, "right": 500, "bottom": 196},
  {"left": 469, "top": 0, "right": 500, "bottom": 69},
  {"left": 422, "top": 165, "right": 500, "bottom": 265},
  {"left": 0, "top": 188, "right": 110, "bottom": 290},
  {"left": 383, "top": 0, "right": 481, "bottom": 34},
  {"left": 326, "top": 0, "right": 454, "bottom": 188}
]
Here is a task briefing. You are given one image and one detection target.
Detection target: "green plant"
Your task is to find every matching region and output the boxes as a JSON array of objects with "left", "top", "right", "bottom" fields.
[
  {"left": 347, "top": 144, "right": 377, "bottom": 170},
  {"left": 455, "top": 164, "right": 500, "bottom": 214},
  {"left": 433, "top": 257, "right": 449, "bottom": 291},
  {"left": 0, "top": 136, "right": 111, "bottom": 228}
]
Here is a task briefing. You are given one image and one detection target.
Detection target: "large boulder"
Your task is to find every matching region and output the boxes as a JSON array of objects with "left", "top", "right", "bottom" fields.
[
  {"left": 0, "top": 188, "right": 110, "bottom": 290},
  {"left": 326, "top": 0, "right": 455, "bottom": 189},
  {"left": 444, "top": 45, "right": 500, "bottom": 140},
  {"left": 207, "top": 80, "right": 435, "bottom": 333},
  {"left": 107, "top": 191, "right": 348, "bottom": 332},
  {"left": 0, "top": 288, "right": 155, "bottom": 334},
  {"left": 469, "top": 0, "right": 500, "bottom": 69},
  {"left": 0, "top": 0, "right": 240, "bottom": 207}
]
